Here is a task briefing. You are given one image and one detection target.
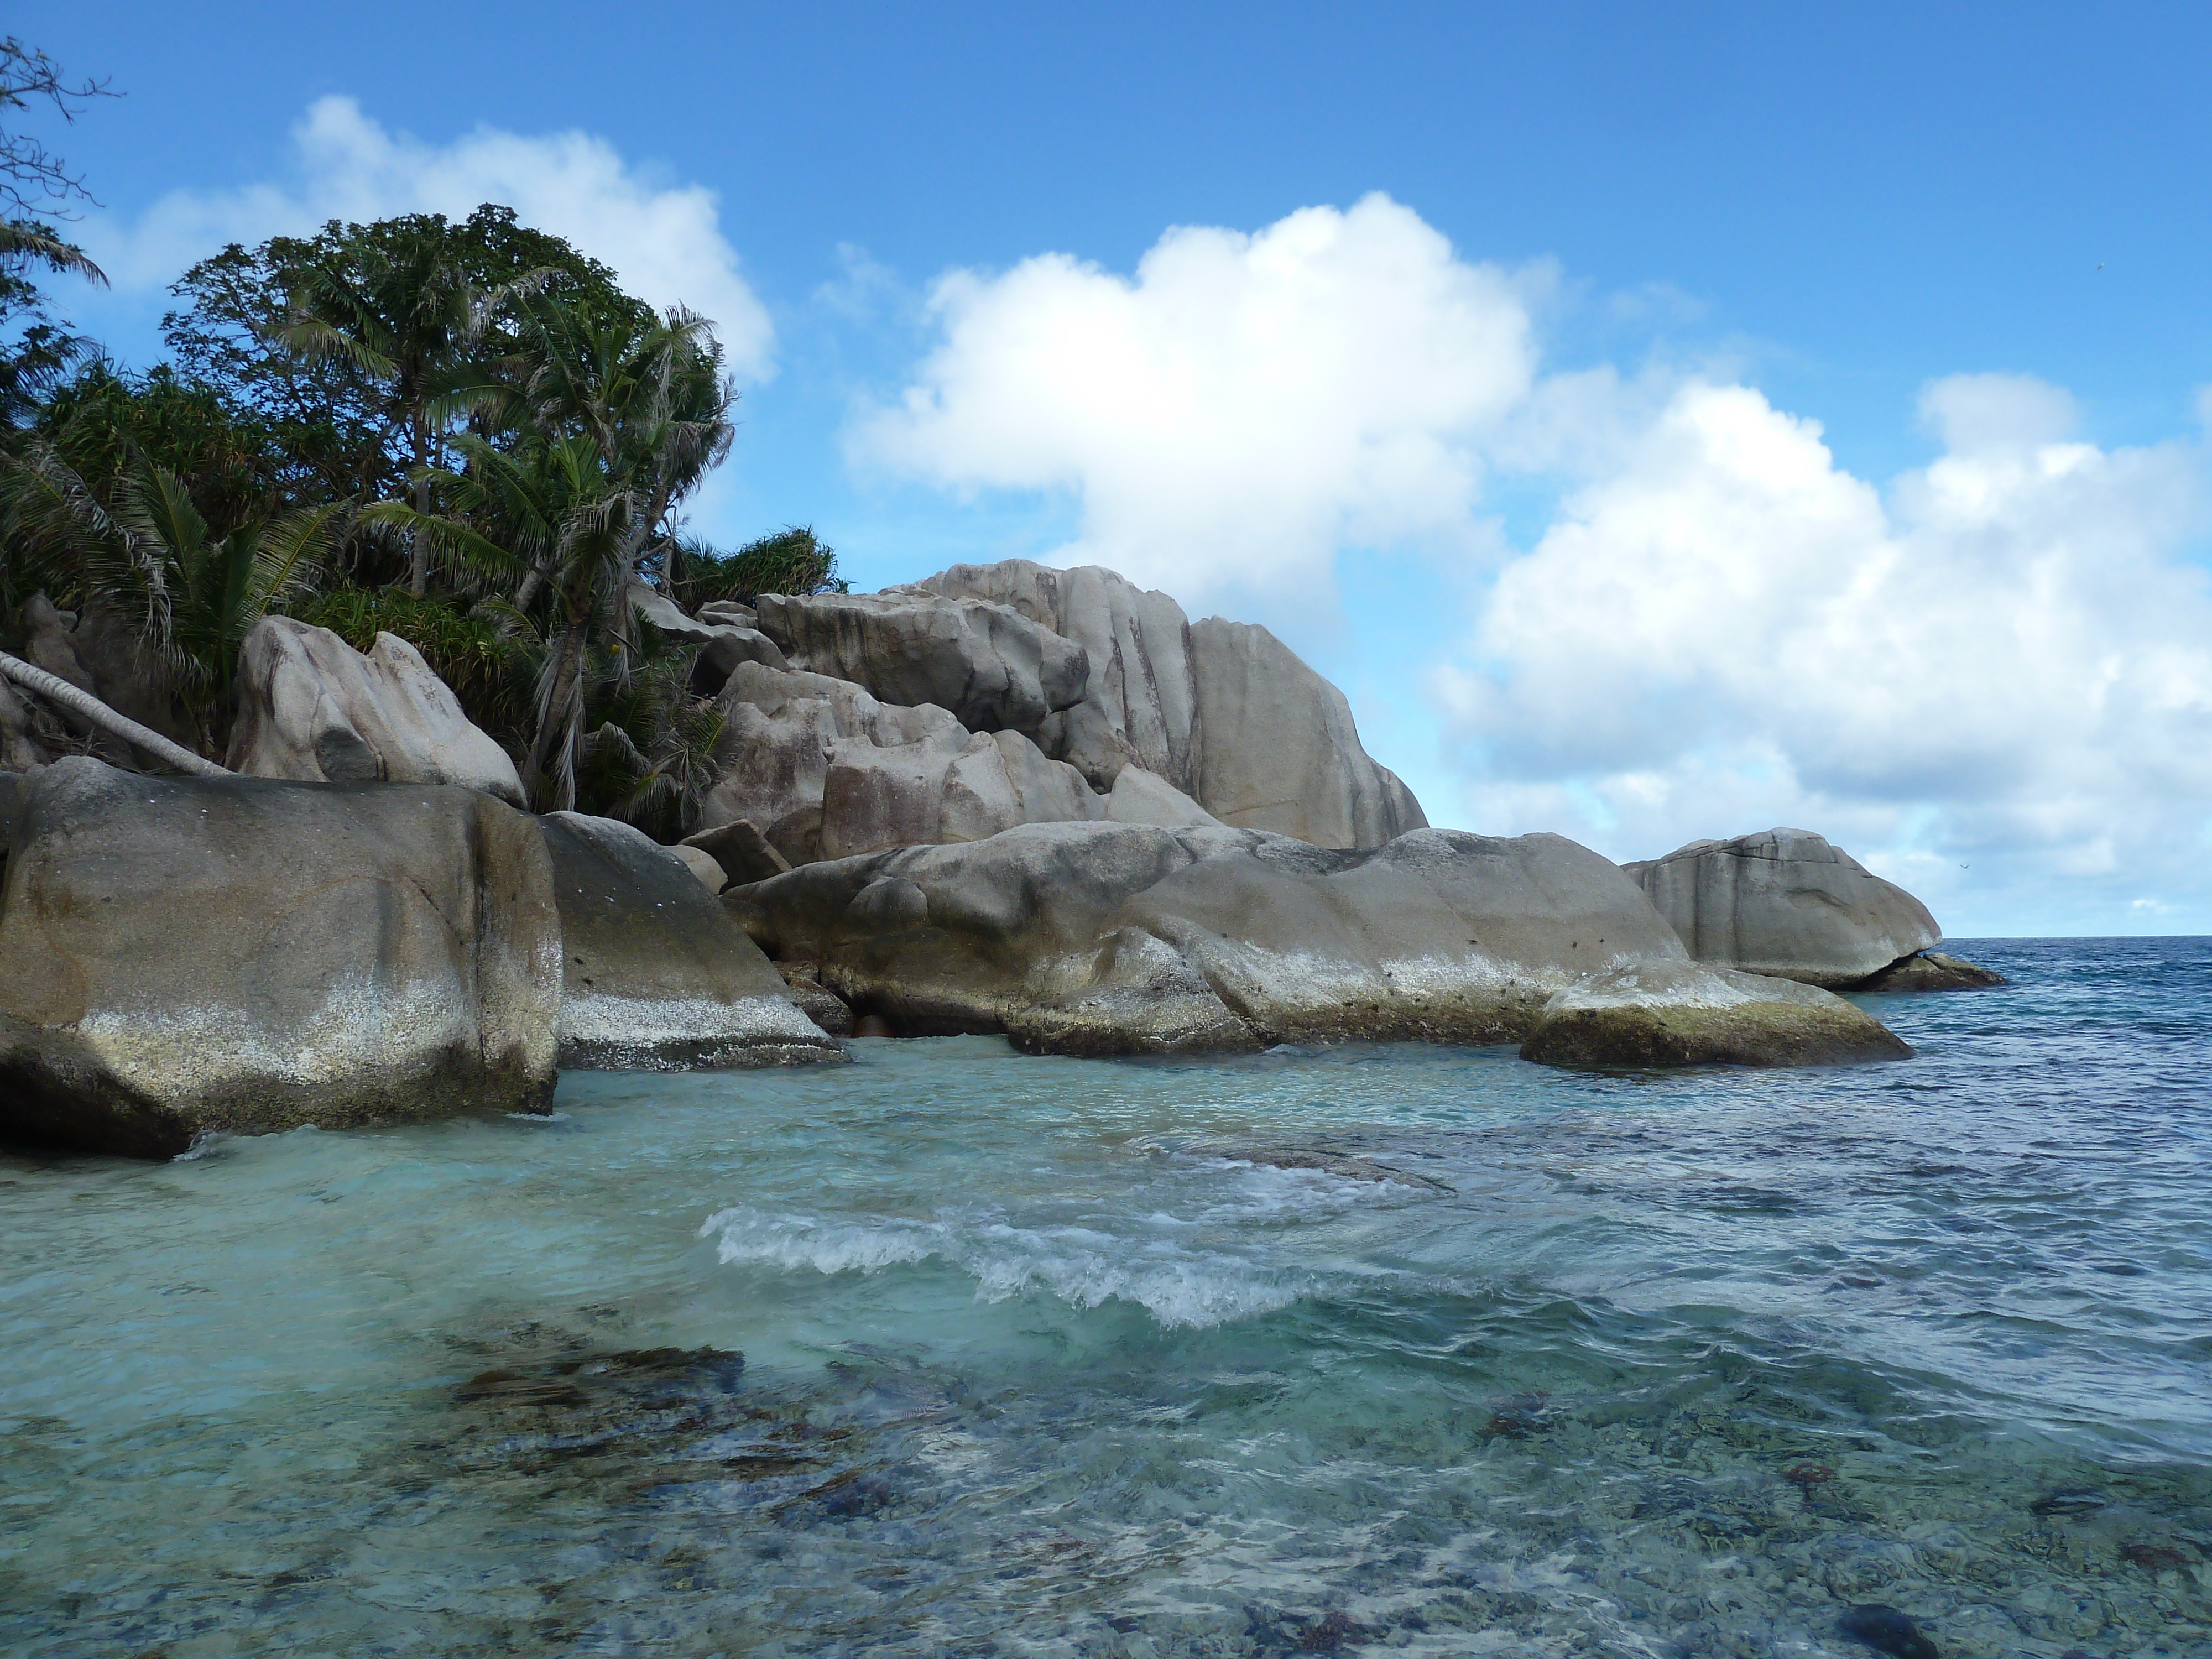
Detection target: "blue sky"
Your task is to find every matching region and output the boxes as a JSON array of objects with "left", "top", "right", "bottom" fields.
[{"left": 22, "top": 2, "right": 2212, "bottom": 935}]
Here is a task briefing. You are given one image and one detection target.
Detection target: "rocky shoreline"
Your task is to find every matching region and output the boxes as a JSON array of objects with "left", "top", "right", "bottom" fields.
[{"left": 0, "top": 558, "right": 2001, "bottom": 1159}]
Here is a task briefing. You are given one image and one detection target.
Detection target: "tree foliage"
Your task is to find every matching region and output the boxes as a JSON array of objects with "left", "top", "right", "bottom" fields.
[{"left": 0, "top": 164, "right": 844, "bottom": 830}]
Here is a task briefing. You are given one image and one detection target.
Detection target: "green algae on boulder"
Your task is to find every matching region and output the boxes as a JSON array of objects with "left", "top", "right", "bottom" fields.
[{"left": 1519, "top": 959, "right": 1912, "bottom": 1070}]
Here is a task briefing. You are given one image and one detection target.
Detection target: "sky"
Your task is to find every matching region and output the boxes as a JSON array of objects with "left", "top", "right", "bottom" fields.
[{"left": 18, "top": 1, "right": 2212, "bottom": 936}]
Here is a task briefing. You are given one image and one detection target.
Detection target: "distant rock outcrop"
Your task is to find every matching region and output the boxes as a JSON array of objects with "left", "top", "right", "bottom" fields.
[
  {"left": 227, "top": 616, "right": 526, "bottom": 806},
  {"left": 538, "top": 810, "right": 843, "bottom": 1071},
  {"left": 0, "top": 759, "right": 561, "bottom": 1157},
  {"left": 911, "top": 560, "right": 1425, "bottom": 850},
  {"left": 1519, "top": 959, "right": 1913, "bottom": 1068},
  {"left": 752, "top": 588, "right": 1091, "bottom": 739},
  {"left": 1624, "top": 828, "right": 1943, "bottom": 989},
  {"left": 728, "top": 821, "right": 1699, "bottom": 1056},
  {"left": 695, "top": 661, "right": 1209, "bottom": 867}
]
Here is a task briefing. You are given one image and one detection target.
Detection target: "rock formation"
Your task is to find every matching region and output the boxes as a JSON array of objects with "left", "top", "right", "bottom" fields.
[
  {"left": 910, "top": 560, "right": 1424, "bottom": 849},
  {"left": 538, "top": 811, "right": 842, "bottom": 1071},
  {"left": 1186, "top": 617, "right": 1425, "bottom": 849},
  {"left": 909, "top": 560, "right": 1200, "bottom": 791},
  {"left": 1625, "top": 829, "right": 1944, "bottom": 988},
  {"left": 695, "top": 661, "right": 1209, "bottom": 866},
  {"left": 1519, "top": 960, "right": 1912, "bottom": 1068},
  {"left": 751, "top": 588, "right": 1091, "bottom": 738},
  {"left": 0, "top": 758, "right": 561, "bottom": 1157},
  {"left": 227, "top": 616, "right": 526, "bottom": 806},
  {"left": 1857, "top": 950, "right": 2007, "bottom": 992},
  {"left": 13, "top": 593, "right": 198, "bottom": 769},
  {"left": 728, "top": 821, "right": 1673, "bottom": 1054}
]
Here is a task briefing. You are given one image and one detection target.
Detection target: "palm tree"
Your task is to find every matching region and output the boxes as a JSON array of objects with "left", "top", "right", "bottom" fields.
[
  {"left": 1, "top": 442, "right": 331, "bottom": 749},
  {"left": 269, "top": 225, "right": 545, "bottom": 597},
  {"left": 382, "top": 300, "right": 733, "bottom": 809}
]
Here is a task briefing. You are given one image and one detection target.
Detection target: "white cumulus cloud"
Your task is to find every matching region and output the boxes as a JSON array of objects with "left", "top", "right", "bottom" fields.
[
  {"left": 852, "top": 192, "right": 1540, "bottom": 599},
  {"left": 82, "top": 96, "right": 773, "bottom": 378},
  {"left": 1435, "top": 373, "right": 2212, "bottom": 925}
]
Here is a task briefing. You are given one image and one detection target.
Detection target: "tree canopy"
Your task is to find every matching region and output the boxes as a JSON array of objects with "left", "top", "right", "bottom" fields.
[{"left": 0, "top": 55, "right": 844, "bottom": 825}]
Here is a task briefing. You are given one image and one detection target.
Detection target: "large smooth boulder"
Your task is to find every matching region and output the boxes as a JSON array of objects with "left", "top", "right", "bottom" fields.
[
  {"left": 1519, "top": 960, "right": 1912, "bottom": 1069},
  {"left": 908, "top": 560, "right": 1201, "bottom": 792},
  {"left": 1624, "top": 829, "right": 1942, "bottom": 988},
  {"left": 909, "top": 561, "right": 1426, "bottom": 851},
  {"left": 227, "top": 617, "right": 526, "bottom": 807},
  {"left": 727, "top": 821, "right": 1692, "bottom": 1056},
  {"left": 1187, "top": 617, "right": 1426, "bottom": 850},
  {"left": 752, "top": 589, "right": 1090, "bottom": 739},
  {"left": 538, "top": 811, "right": 842, "bottom": 1071},
  {"left": 0, "top": 759, "right": 561, "bottom": 1158}
]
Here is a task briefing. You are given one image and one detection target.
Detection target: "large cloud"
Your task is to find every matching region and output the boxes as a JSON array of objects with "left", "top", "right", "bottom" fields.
[
  {"left": 863, "top": 196, "right": 2212, "bottom": 928},
  {"left": 1436, "top": 373, "right": 2212, "bottom": 925},
  {"left": 82, "top": 96, "right": 773, "bottom": 378},
  {"left": 853, "top": 193, "right": 1538, "bottom": 598}
]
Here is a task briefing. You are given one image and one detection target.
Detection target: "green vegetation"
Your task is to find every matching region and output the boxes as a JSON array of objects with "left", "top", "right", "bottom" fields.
[{"left": 0, "top": 40, "right": 842, "bottom": 824}]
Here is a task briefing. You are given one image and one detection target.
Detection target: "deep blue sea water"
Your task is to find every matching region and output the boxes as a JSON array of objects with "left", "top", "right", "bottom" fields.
[{"left": 2, "top": 938, "right": 2208, "bottom": 1657}]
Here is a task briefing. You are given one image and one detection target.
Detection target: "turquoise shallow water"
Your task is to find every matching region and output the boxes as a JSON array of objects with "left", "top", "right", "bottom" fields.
[{"left": 3, "top": 937, "right": 2209, "bottom": 1657}]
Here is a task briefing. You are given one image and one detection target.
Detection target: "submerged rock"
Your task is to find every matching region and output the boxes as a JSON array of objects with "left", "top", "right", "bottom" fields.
[
  {"left": 1858, "top": 950, "right": 2007, "bottom": 992},
  {"left": 1625, "top": 828, "right": 1942, "bottom": 988},
  {"left": 0, "top": 758, "right": 560, "bottom": 1157},
  {"left": 227, "top": 615, "right": 526, "bottom": 806},
  {"left": 1838, "top": 1604, "right": 1939, "bottom": 1659},
  {"left": 539, "top": 811, "right": 843, "bottom": 1071},
  {"left": 729, "top": 820, "right": 1695, "bottom": 1056},
  {"left": 1519, "top": 959, "right": 1911, "bottom": 1069}
]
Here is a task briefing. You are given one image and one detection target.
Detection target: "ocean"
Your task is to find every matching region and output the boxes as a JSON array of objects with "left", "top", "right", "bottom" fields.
[{"left": 3, "top": 937, "right": 2208, "bottom": 1657}]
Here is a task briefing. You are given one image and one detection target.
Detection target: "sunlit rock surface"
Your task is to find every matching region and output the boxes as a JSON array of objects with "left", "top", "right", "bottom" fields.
[
  {"left": 538, "top": 810, "right": 842, "bottom": 1071},
  {"left": 1624, "top": 828, "right": 1943, "bottom": 988},
  {"left": 0, "top": 758, "right": 560, "bottom": 1157},
  {"left": 227, "top": 615, "right": 526, "bottom": 806}
]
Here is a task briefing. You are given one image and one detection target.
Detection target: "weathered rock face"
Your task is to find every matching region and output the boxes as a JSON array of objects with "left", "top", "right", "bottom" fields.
[
  {"left": 1187, "top": 617, "right": 1426, "bottom": 851},
  {"left": 1624, "top": 829, "right": 1942, "bottom": 988},
  {"left": 752, "top": 589, "right": 1091, "bottom": 739},
  {"left": 0, "top": 758, "right": 561, "bottom": 1158},
  {"left": 727, "top": 821, "right": 1691, "bottom": 1056},
  {"left": 681, "top": 818, "right": 792, "bottom": 886},
  {"left": 538, "top": 811, "right": 842, "bottom": 1071},
  {"left": 1858, "top": 950, "right": 2007, "bottom": 992},
  {"left": 227, "top": 617, "right": 526, "bottom": 807},
  {"left": 697, "top": 662, "right": 1103, "bottom": 866},
  {"left": 909, "top": 560, "right": 1201, "bottom": 792},
  {"left": 0, "top": 679, "right": 45, "bottom": 771},
  {"left": 909, "top": 561, "right": 1425, "bottom": 850},
  {"left": 18, "top": 593, "right": 197, "bottom": 764},
  {"left": 1519, "top": 959, "right": 1913, "bottom": 1069}
]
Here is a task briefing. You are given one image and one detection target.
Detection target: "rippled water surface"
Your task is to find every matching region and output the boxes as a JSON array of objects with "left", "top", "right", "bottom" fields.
[{"left": 4, "top": 937, "right": 2210, "bottom": 1657}]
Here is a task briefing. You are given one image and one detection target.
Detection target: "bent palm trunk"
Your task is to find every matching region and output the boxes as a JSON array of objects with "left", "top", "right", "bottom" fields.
[{"left": 0, "top": 650, "right": 231, "bottom": 779}]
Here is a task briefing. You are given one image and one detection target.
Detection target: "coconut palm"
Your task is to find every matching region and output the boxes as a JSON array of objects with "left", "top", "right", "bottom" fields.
[
  {"left": 269, "top": 225, "right": 547, "bottom": 597},
  {"left": 1, "top": 441, "right": 331, "bottom": 748},
  {"left": 382, "top": 299, "right": 733, "bottom": 808}
]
